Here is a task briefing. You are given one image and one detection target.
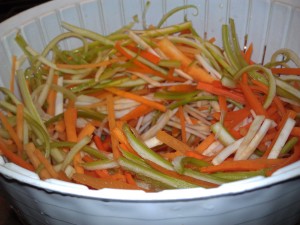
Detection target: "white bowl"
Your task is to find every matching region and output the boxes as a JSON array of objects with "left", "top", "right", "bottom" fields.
[{"left": 1, "top": 1, "right": 300, "bottom": 225}]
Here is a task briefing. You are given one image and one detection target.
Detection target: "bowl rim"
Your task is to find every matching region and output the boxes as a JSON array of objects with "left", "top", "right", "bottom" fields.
[{"left": 1, "top": 157, "right": 300, "bottom": 201}]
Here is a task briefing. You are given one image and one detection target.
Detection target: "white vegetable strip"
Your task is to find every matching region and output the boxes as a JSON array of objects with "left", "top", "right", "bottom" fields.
[
  {"left": 234, "top": 115, "right": 265, "bottom": 160},
  {"left": 212, "top": 138, "right": 244, "bottom": 165},
  {"left": 268, "top": 118, "right": 296, "bottom": 159},
  {"left": 235, "top": 119, "right": 273, "bottom": 160},
  {"left": 141, "top": 109, "right": 177, "bottom": 140},
  {"left": 55, "top": 77, "right": 64, "bottom": 116},
  {"left": 144, "top": 137, "right": 163, "bottom": 148},
  {"left": 196, "top": 54, "right": 222, "bottom": 79},
  {"left": 202, "top": 141, "right": 224, "bottom": 157}
]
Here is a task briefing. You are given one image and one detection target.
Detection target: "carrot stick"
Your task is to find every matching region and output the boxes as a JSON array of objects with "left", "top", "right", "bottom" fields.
[
  {"left": 156, "top": 130, "right": 192, "bottom": 154},
  {"left": 178, "top": 106, "right": 187, "bottom": 143},
  {"left": 56, "top": 58, "right": 124, "bottom": 69},
  {"left": 291, "top": 127, "right": 300, "bottom": 137},
  {"left": 64, "top": 107, "right": 78, "bottom": 142},
  {"left": 197, "top": 81, "right": 246, "bottom": 103},
  {"left": 0, "top": 111, "right": 22, "bottom": 153},
  {"left": 271, "top": 68, "right": 300, "bottom": 75},
  {"left": 167, "top": 84, "right": 197, "bottom": 92},
  {"left": 239, "top": 82, "right": 266, "bottom": 116},
  {"left": 16, "top": 104, "right": 24, "bottom": 145},
  {"left": 244, "top": 43, "right": 253, "bottom": 64},
  {"left": 78, "top": 123, "right": 95, "bottom": 141},
  {"left": 0, "top": 138, "right": 34, "bottom": 171},
  {"left": 72, "top": 173, "right": 142, "bottom": 190},
  {"left": 200, "top": 157, "right": 285, "bottom": 173},
  {"left": 194, "top": 134, "right": 215, "bottom": 154},
  {"left": 157, "top": 38, "right": 215, "bottom": 83},
  {"left": 106, "top": 94, "right": 120, "bottom": 159},
  {"left": 34, "top": 148, "right": 59, "bottom": 179},
  {"left": 93, "top": 135, "right": 106, "bottom": 151},
  {"left": 124, "top": 171, "right": 137, "bottom": 186},
  {"left": 126, "top": 46, "right": 161, "bottom": 64},
  {"left": 10, "top": 55, "right": 17, "bottom": 93},
  {"left": 185, "top": 151, "right": 207, "bottom": 160},
  {"left": 24, "top": 143, "right": 52, "bottom": 179},
  {"left": 251, "top": 80, "right": 286, "bottom": 116},
  {"left": 46, "top": 75, "right": 58, "bottom": 116},
  {"left": 105, "top": 87, "right": 166, "bottom": 112},
  {"left": 120, "top": 104, "right": 153, "bottom": 121},
  {"left": 218, "top": 95, "right": 228, "bottom": 113}
]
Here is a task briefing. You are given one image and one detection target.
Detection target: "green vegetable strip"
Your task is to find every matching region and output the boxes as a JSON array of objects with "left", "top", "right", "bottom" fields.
[
  {"left": 212, "top": 170, "right": 266, "bottom": 181},
  {"left": 222, "top": 24, "right": 241, "bottom": 72},
  {"left": 157, "top": 5, "right": 198, "bottom": 28},
  {"left": 61, "top": 136, "right": 92, "bottom": 170},
  {"left": 281, "top": 137, "right": 299, "bottom": 155},
  {"left": 118, "top": 157, "right": 198, "bottom": 189},
  {"left": 82, "top": 159, "right": 118, "bottom": 170},
  {"left": 140, "top": 21, "right": 192, "bottom": 37},
  {"left": 50, "top": 141, "right": 108, "bottom": 160},
  {"left": 61, "top": 22, "right": 115, "bottom": 46},
  {"left": 122, "top": 123, "right": 174, "bottom": 171},
  {"left": 233, "top": 64, "right": 276, "bottom": 108}
]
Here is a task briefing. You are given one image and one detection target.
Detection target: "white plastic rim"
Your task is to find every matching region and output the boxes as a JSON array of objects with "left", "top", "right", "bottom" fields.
[{"left": 0, "top": 0, "right": 300, "bottom": 202}]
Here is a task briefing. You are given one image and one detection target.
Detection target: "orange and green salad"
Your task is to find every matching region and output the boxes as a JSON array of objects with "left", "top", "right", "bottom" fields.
[{"left": 0, "top": 5, "right": 299, "bottom": 191}]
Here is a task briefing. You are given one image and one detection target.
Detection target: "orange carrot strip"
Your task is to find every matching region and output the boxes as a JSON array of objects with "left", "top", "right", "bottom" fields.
[
  {"left": 34, "top": 148, "right": 59, "bottom": 179},
  {"left": 291, "top": 127, "right": 300, "bottom": 137},
  {"left": 72, "top": 173, "right": 142, "bottom": 190},
  {"left": 0, "top": 138, "right": 34, "bottom": 171},
  {"left": 218, "top": 95, "right": 228, "bottom": 113},
  {"left": 120, "top": 104, "right": 153, "bottom": 121},
  {"left": 106, "top": 94, "right": 120, "bottom": 159},
  {"left": 157, "top": 38, "right": 215, "bottom": 83},
  {"left": 56, "top": 58, "right": 124, "bottom": 69},
  {"left": 251, "top": 80, "right": 286, "bottom": 116},
  {"left": 93, "top": 135, "right": 106, "bottom": 151},
  {"left": 200, "top": 157, "right": 285, "bottom": 173},
  {"left": 194, "top": 134, "right": 215, "bottom": 154},
  {"left": 197, "top": 81, "right": 246, "bottom": 103},
  {"left": 105, "top": 87, "right": 166, "bottom": 112},
  {"left": 239, "top": 82, "right": 266, "bottom": 116},
  {"left": 46, "top": 75, "right": 58, "bottom": 116},
  {"left": 124, "top": 171, "right": 137, "bottom": 186},
  {"left": 126, "top": 46, "right": 161, "bottom": 64},
  {"left": 156, "top": 130, "right": 192, "bottom": 154},
  {"left": 55, "top": 120, "right": 66, "bottom": 133},
  {"left": 178, "top": 106, "right": 187, "bottom": 143},
  {"left": 24, "top": 143, "right": 52, "bottom": 179},
  {"left": 271, "top": 67, "right": 300, "bottom": 75},
  {"left": 64, "top": 107, "right": 78, "bottom": 142},
  {"left": 10, "top": 55, "right": 17, "bottom": 92},
  {"left": 16, "top": 104, "right": 24, "bottom": 145},
  {"left": 0, "top": 111, "right": 22, "bottom": 153},
  {"left": 244, "top": 43, "right": 253, "bottom": 64},
  {"left": 77, "top": 123, "right": 95, "bottom": 141},
  {"left": 167, "top": 84, "right": 197, "bottom": 92},
  {"left": 74, "top": 153, "right": 84, "bottom": 174},
  {"left": 185, "top": 151, "right": 207, "bottom": 160}
]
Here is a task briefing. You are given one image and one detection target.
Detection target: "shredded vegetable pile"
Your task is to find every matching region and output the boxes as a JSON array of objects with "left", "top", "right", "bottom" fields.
[{"left": 0, "top": 5, "right": 299, "bottom": 191}]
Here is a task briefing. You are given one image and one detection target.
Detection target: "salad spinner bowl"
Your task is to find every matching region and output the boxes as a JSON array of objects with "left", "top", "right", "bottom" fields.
[{"left": 0, "top": 0, "right": 300, "bottom": 225}]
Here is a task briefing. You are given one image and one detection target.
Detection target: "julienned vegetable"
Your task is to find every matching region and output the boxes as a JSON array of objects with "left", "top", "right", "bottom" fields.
[{"left": 0, "top": 4, "right": 299, "bottom": 192}]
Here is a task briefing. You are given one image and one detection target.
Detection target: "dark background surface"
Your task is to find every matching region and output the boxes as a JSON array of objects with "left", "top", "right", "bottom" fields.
[{"left": 0, "top": 1, "right": 50, "bottom": 224}]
